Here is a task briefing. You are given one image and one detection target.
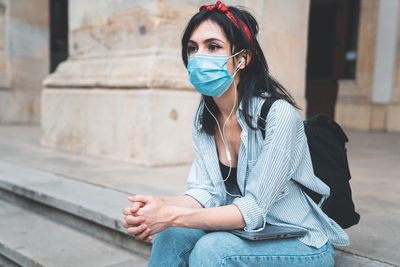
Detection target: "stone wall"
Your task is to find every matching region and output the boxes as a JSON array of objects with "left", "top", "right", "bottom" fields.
[
  {"left": 0, "top": 0, "right": 49, "bottom": 124},
  {"left": 252, "top": 0, "right": 310, "bottom": 115}
]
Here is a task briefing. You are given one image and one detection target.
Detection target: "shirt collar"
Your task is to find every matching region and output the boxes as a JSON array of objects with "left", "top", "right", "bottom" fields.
[{"left": 195, "top": 93, "right": 268, "bottom": 131}]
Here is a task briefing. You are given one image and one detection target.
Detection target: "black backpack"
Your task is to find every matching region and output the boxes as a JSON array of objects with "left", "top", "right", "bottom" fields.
[{"left": 257, "top": 97, "right": 360, "bottom": 229}]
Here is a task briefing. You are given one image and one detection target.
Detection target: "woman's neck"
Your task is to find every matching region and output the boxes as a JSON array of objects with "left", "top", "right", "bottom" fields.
[{"left": 213, "top": 79, "right": 240, "bottom": 120}]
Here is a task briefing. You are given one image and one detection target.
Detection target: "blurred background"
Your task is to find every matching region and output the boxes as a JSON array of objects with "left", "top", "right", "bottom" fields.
[{"left": 0, "top": 0, "right": 399, "bottom": 266}]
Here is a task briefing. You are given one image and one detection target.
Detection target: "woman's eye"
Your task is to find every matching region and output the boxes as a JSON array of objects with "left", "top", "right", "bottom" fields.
[
  {"left": 187, "top": 46, "right": 197, "bottom": 54},
  {"left": 209, "top": 43, "right": 221, "bottom": 51}
]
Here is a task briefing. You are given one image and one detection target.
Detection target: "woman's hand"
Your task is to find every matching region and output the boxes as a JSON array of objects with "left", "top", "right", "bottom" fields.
[
  {"left": 122, "top": 201, "right": 153, "bottom": 242},
  {"left": 128, "top": 195, "right": 175, "bottom": 236}
]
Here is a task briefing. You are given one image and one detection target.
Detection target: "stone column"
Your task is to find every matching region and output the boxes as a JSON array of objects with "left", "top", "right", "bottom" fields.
[
  {"left": 0, "top": 1, "right": 9, "bottom": 89},
  {"left": 387, "top": 1, "right": 400, "bottom": 132},
  {"left": 336, "top": 0, "right": 380, "bottom": 130},
  {"left": 247, "top": 0, "right": 310, "bottom": 118},
  {"left": 372, "top": 0, "right": 399, "bottom": 104},
  {"left": 41, "top": 0, "right": 201, "bottom": 166},
  {"left": 41, "top": 0, "right": 312, "bottom": 166},
  {"left": 336, "top": 0, "right": 400, "bottom": 133},
  {"left": 0, "top": 0, "right": 49, "bottom": 123}
]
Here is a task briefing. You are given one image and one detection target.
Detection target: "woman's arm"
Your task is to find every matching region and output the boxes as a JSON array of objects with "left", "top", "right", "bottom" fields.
[
  {"left": 127, "top": 195, "right": 245, "bottom": 236},
  {"left": 232, "top": 100, "right": 302, "bottom": 232},
  {"left": 159, "top": 195, "right": 204, "bottom": 209},
  {"left": 169, "top": 204, "right": 245, "bottom": 231}
]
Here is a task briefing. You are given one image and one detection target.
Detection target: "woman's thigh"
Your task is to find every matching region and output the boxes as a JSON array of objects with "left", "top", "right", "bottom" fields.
[
  {"left": 189, "top": 231, "right": 335, "bottom": 267},
  {"left": 148, "top": 227, "right": 208, "bottom": 267}
]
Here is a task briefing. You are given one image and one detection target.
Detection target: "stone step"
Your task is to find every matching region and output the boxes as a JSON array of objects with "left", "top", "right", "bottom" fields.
[
  {"left": 0, "top": 161, "right": 151, "bottom": 258},
  {"left": 0, "top": 199, "right": 148, "bottom": 267},
  {"left": 0, "top": 160, "right": 395, "bottom": 267}
]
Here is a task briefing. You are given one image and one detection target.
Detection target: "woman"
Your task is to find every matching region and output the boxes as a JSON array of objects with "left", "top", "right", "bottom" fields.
[{"left": 122, "top": 2, "right": 349, "bottom": 266}]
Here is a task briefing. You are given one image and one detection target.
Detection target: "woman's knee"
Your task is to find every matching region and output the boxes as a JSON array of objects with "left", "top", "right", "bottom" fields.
[
  {"left": 189, "top": 231, "right": 238, "bottom": 266},
  {"left": 149, "top": 227, "right": 207, "bottom": 267},
  {"left": 153, "top": 227, "right": 206, "bottom": 249}
]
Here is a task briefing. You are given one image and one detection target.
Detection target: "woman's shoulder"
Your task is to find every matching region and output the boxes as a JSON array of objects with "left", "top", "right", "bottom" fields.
[
  {"left": 270, "top": 99, "right": 299, "bottom": 118},
  {"left": 252, "top": 93, "right": 301, "bottom": 124},
  {"left": 192, "top": 102, "right": 204, "bottom": 136}
]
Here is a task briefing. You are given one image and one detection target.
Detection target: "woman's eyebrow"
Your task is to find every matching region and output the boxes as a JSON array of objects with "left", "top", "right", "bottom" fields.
[
  {"left": 188, "top": 38, "right": 225, "bottom": 45},
  {"left": 203, "top": 38, "right": 225, "bottom": 44}
]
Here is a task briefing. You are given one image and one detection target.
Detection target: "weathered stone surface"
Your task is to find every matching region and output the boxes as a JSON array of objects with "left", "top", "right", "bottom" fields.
[
  {"left": 0, "top": 3, "right": 8, "bottom": 88},
  {"left": 252, "top": 0, "right": 310, "bottom": 118},
  {"left": 387, "top": 104, "right": 400, "bottom": 132},
  {"left": 354, "top": 0, "right": 379, "bottom": 98},
  {"left": 0, "top": 199, "right": 148, "bottom": 266},
  {"left": 0, "top": 0, "right": 49, "bottom": 124},
  {"left": 41, "top": 88, "right": 200, "bottom": 166},
  {"left": 44, "top": 1, "right": 197, "bottom": 90},
  {"left": 392, "top": 0, "right": 400, "bottom": 103},
  {"left": 370, "top": 104, "right": 388, "bottom": 131},
  {"left": 335, "top": 100, "right": 371, "bottom": 130}
]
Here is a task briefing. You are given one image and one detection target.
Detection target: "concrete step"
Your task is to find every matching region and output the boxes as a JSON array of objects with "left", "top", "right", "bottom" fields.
[
  {"left": 0, "top": 159, "right": 396, "bottom": 267},
  {"left": 0, "top": 199, "right": 148, "bottom": 267},
  {"left": 0, "top": 161, "right": 151, "bottom": 258}
]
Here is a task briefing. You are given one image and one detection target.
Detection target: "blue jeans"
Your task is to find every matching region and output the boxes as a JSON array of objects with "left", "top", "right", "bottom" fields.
[{"left": 148, "top": 227, "right": 335, "bottom": 267}]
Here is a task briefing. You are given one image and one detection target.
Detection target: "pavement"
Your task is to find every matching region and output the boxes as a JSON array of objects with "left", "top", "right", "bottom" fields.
[{"left": 0, "top": 124, "right": 399, "bottom": 266}]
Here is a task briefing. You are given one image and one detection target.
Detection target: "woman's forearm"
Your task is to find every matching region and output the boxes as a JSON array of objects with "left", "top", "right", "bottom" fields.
[
  {"left": 159, "top": 195, "right": 204, "bottom": 209},
  {"left": 169, "top": 204, "right": 245, "bottom": 231}
]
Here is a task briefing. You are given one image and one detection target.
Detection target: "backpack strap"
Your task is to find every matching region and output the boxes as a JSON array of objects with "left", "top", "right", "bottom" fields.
[{"left": 257, "top": 97, "right": 278, "bottom": 139}]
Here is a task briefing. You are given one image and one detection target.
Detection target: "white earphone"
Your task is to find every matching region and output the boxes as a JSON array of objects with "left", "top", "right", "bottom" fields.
[
  {"left": 203, "top": 78, "right": 242, "bottom": 198},
  {"left": 202, "top": 53, "right": 246, "bottom": 198}
]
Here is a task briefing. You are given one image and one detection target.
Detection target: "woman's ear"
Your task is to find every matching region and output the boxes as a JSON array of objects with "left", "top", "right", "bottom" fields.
[{"left": 239, "top": 49, "right": 252, "bottom": 70}]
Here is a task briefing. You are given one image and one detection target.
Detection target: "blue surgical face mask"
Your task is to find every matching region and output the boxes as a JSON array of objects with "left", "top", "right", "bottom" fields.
[{"left": 187, "top": 50, "right": 244, "bottom": 97}]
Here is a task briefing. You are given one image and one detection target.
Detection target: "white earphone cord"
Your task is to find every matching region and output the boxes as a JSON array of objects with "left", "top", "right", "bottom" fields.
[{"left": 203, "top": 60, "right": 244, "bottom": 197}]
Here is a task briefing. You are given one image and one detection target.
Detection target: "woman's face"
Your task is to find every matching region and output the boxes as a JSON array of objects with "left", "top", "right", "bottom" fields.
[{"left": 187, "top": 20, "right": 241, "bottom": 76}]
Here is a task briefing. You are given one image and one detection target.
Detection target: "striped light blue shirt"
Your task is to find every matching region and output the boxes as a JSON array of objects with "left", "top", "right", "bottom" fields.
[{"left": 180, "top": 95, "right": 350, "bottom": 249}]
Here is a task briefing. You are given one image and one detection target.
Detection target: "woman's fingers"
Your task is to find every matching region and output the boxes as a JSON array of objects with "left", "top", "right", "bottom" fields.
[
  {"left": 144, "top": 235, "right": 153, "bottom": 242},
  {"left": 127, "top": 224, "right": 148, "bottom": 237},
  {"left": 125, "top": 222, "right": 153, "bottom": 242},
  {"left": 123, "top": 207, "right": 132, "bottom": 216},
  {"left": 134, "top": 227, "right": 151, "bottom": 241},
  {"left": 128, "top": 195, "right": 153, "bottom": 204},
  {"left": 122, "top": 199, "right": 151, "bottom": 241},
  {"left": 122, "top": 217, "right": 129, "bottom": 228},
  {"left": 125, "top": 215, "right": 145, "bottom": 225},
  {"left": 130, "top": 202, "right": 144, "bottom": 213},
  {"left": 122, "top": 202, "right": 144, "bottom": 216}
]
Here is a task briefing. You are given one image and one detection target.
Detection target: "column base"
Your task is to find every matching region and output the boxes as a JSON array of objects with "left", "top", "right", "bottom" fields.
[
  {"left": 41, "top": 88, "right": 200, "bottom": 166},
  {"left": 335, "top": 98, "right": 400, "bottom": 133}
]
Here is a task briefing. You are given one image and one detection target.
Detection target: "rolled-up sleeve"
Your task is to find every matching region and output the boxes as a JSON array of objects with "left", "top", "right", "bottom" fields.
[
  {"left": 179, "top": 119, "right": 223, "bottom": 208},
  {"left": 233, "top": 100, "right": 303, "bottom": 232},
  {"left": 179, "top": 152, "right": 221, "bottom": 208}
]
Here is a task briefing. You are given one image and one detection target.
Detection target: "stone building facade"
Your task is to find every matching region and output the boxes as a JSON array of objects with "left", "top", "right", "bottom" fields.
[
  {"left": 0, "top": 0, "right": 399, "bottom": 166},
  {"left": 335, "top": 0, "right": 400, "bottom": 133}
]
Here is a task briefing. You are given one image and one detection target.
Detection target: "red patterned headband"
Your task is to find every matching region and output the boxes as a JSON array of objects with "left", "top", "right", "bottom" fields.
[{"left": 199, "top": 1, "right": 253, "bottom": 47}]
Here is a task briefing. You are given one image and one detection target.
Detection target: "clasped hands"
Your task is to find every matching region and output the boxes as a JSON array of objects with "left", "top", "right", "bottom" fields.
[{"left": 122, "top": 195, "right": 172, "bottom": 243}]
